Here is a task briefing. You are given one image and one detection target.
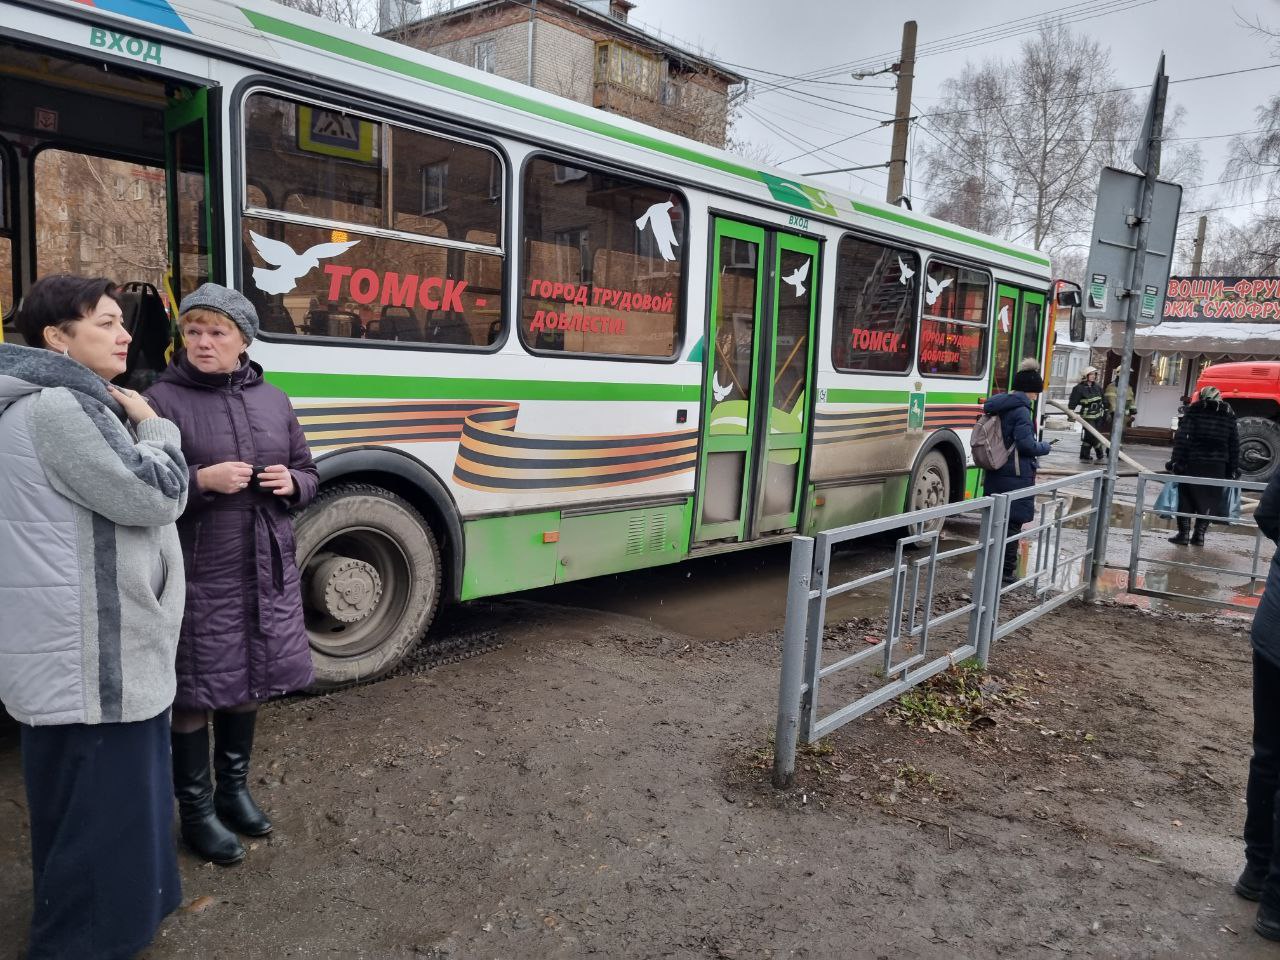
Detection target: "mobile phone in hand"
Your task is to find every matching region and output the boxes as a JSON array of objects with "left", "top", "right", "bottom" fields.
[{"left": 1049, "top": 438, "right": 1060, "bottom": 445}]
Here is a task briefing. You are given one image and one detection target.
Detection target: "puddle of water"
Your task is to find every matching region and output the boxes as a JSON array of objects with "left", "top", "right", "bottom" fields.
[{"left": 520, "top": 501, "right": 1266, "bottom": 642}]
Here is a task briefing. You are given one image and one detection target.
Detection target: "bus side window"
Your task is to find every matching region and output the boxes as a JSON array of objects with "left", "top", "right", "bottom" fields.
[
  {"left": 831, "top": 234, "right": 918, "bottom": 374},
  {"left": 519, "top": 157, "right": 685, "bottom": 360},
  {"left": 240, "top": 90, "right": 505, "bottom": 349},
  {"left": 918, "top": 259, "right": 991, "bottom": 378}
]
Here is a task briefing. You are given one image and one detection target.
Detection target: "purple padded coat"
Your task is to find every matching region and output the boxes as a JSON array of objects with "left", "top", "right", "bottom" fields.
[{"left": 146, "top": 352, "right": 317, "bottom": 709}]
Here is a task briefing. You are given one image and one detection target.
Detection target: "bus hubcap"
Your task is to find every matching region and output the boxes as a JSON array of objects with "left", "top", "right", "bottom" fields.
[{"left": 309, "top": 554, "right": 384, "bottom": 624}]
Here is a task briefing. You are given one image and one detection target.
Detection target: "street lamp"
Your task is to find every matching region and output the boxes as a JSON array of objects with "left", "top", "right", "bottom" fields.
[{"left": 851, "top": 63, "right": 900, "bottom": 81}]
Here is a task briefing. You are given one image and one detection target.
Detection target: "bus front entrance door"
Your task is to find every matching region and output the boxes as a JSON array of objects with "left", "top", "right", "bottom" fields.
[{"left": 694, "top": 219, "right": 819, "bottom": 546}]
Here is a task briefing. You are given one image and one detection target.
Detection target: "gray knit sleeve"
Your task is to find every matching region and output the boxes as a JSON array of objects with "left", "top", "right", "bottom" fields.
[{"left": 29, "top": 387, "right": 189, "bottom": 527}]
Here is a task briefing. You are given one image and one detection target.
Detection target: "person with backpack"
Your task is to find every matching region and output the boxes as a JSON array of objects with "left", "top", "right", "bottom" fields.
[
  {"left": 980, "top": 359, "right": 1053, "bottom": 585},
  {"left": 1068, "top": 366, "right": 1106, "bottom": 461}
]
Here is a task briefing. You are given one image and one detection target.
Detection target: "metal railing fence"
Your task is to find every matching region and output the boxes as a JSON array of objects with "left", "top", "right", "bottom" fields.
[
  {"left": 1125, "top": 473, "right": 1269, "bottom": 612},
  {"left": 773, "top": 471, "right": 1106, "bottom": 788}
]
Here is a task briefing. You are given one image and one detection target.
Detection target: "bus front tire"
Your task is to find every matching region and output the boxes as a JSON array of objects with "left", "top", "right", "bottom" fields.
[
  {"left": 905, "top": 449, "right": 952, "bottom": 538},
  {"left": 293, "top": 483, "right": 441, "bottom": 690}
]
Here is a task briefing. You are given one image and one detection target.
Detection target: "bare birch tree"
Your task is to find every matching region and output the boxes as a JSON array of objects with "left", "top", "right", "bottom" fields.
[{"left": 917, "top": 21, "right": 1201, "bottom": 260}]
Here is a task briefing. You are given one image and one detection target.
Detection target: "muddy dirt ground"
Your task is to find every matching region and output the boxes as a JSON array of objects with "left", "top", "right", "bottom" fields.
[{"left": 0, "top": 539, "right": 1268, "bottom": 959}]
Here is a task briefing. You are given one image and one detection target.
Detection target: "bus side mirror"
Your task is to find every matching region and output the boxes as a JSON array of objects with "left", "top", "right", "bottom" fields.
[
  {"left": 1069, "top": 307, "right": 1087, "bottom": 343},
  {"left": 1055, "top": 282, "right": 1086, "bottom": 342}
]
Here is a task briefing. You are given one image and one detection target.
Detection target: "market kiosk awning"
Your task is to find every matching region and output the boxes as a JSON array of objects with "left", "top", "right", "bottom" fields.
[{"left": 1091, "top": 321, "right": 1280, "bottom": 358}]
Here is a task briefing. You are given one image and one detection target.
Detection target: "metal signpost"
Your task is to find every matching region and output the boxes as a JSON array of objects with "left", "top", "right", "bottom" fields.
[{"left": 1084, "top": 55, "right": 1183, "bottom": 597}]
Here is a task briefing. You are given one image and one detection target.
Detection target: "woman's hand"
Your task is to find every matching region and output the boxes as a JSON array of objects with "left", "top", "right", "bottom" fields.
[
  {"left": 257, "top": 464, "right": 296, "bottom": 498},
  {"left": 197, "top": 461, "right": 254, "bottom": 495},
  {"left": 106, "top": 385, "right": 156, "bottom": 426}
]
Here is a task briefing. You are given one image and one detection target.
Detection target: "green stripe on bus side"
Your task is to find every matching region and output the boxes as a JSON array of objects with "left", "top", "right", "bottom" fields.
[
  {"left": 850, "top": 202, "right": 1051, "bottom": 267},
  {"left": 241, "top": 9, "right": 760, "bottom": 181},
  {"left": 824, "top": 388, "right": 909, "bottom": 405},
  {"left": 823, "top": 388, "right": 984, "bottom": 405},
  {"left": 929, "top": 391, "right": 985, "bottom": 405},
  {"left": 241, "top": 9, "right": 1050, "bottom": 268},
  {"left": 265, "top": 370, "right": 700, "bottom": 402}
]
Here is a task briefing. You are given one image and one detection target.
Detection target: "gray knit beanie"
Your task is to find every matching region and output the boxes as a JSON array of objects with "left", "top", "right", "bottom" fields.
[{"left": 178, "top": 283, "right": 259, "bottom": 343}]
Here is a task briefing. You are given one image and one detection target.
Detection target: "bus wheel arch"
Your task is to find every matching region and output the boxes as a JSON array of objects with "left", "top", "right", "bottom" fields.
[
  {"left": 903, "top": 432, "right": 966, "bottom": 536},
  {"left": 295, "top": 450, "right": 464, "bottom": 690},
  {"left": 313, "top": 448, "right": 464, "bottom": 601}
]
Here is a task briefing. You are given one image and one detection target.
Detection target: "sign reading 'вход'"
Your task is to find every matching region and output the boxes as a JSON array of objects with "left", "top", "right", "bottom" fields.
[{"left": 1163, "top": 276, "right": 1280, "bottom": 322}]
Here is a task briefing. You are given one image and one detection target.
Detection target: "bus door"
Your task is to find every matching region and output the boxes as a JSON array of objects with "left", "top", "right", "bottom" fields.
[
  {"left": 989, "top": 284, "right": 1046, "bottom": 396},
  {"left": 694, "top": 219, "right": 819, "bottom": 545},
  {"left": 165, "top": 87, "right": 220, "bottom": 303}
]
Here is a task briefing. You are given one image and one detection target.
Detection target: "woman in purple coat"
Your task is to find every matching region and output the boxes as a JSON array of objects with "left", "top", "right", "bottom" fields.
[{"left": 146, "top": 284, "right": 317, "bottom": 866}]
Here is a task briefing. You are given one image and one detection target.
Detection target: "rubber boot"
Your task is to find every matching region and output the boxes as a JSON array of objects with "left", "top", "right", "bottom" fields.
[
  {"left": 1191, "top": 518, "right": 1210, "bottom": 546},
  {"left": 172, "top": 727, "right": 245, "bottom": 865},
  {"left": 1079, "top": 443, "right": 1093, "bottom": 461},
  {"left": 1168, "top": 517, "right": 1191, "bottom": 545},
  {"left": 213, "top": 710, "right": 273, "bottom": 837}
]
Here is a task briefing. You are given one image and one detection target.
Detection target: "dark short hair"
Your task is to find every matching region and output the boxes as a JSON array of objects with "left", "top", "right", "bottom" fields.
[{"left": 16, "top": 275, "right": 120, "bottom": 349}]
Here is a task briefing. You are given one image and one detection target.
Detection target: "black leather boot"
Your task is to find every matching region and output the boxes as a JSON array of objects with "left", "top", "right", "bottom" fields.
[
  {"left": 1237, "top": 862, "right": 1267, "bottom": 901},
  {"left": 172, "top": 727, "right": 245, "bottom": 865},
  {"left": 213, "top": 710, "right": 273, "bottom": 837},
  {"left": 1257, "top": 901, "right": 1280, "bottom": 941},
  {"left": 1191, "top": 518, "right": 1210, "bottom": 546},
  {"left": 1168, "top": 517, "right": 1191, "bottom": 545},
  {"left": 1079, "top": 444, "right": 1093, "bottom": 461}
]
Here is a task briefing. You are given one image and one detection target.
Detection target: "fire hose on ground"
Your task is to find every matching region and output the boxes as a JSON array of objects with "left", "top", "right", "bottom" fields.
[{"left": 1042, "top": 398, "right": 1257, "bottom": 513}]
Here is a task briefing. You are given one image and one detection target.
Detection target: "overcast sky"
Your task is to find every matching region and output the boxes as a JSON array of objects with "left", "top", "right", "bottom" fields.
[{"left": 627, "top": 0, "right": 1279, "bottom": 234}]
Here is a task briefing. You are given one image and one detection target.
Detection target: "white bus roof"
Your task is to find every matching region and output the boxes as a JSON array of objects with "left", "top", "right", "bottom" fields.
[{"left": 36, "top": 0, "right": 1050, "bottom": 278}]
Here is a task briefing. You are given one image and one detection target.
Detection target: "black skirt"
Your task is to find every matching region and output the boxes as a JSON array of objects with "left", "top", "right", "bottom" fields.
[{"left": 20, "top": 711, "right": 181, "bottom": 960}]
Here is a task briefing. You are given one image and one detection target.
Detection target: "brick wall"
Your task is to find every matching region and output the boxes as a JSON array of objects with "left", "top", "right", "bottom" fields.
[{"left": 531, "top": 20, "right": 595, "bottom": 102}]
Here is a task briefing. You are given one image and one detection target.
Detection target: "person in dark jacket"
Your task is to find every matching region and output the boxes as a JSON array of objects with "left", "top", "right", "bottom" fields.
[
  {"left": 146, "top": 284, "right": 318, "bottom": 867},
  {"left": 1068, "top": 366, "right": 1106, "bottom": 461},
  {"left": 1239, "top": 468, "right": 1280, "bottom": 941},
  {"left": 1167, "top": 385, "right": 1239, "bottom": 546},
  {"left": 983, "top": 360, "right": 1053, "bottom": 585}
]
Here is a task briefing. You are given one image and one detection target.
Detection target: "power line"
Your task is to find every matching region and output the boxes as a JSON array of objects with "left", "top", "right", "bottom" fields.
[
  {"left": 758, "top": 0, "right": 1162, "bottom": 89},
  {"left": 925, "top": 63, "right": 1280, "bottom": 121},
  {"left": 776, "top": 121, "right": 890, "bottom": 166},
  {"left": 1183, "top": 198, "right": 1279, "bottom": 215},
  {"left": 741, "top": 107, "right": 887, "bottom": 191}
]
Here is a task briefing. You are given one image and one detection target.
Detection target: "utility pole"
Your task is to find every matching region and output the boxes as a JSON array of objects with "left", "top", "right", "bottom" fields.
[
  {"left": 1190, "top": 215, "right": 1207, "bottom": 276},
  {"left": 885, "top": 20, "right": 916, "bottom": 205}
]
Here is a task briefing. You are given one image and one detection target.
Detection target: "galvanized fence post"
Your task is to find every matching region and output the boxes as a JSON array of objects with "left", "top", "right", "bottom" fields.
[
  {"left": 975, "top": 494, "right": 1008, "bottom": 667},
  {"left": 773, "top": 535, "right": 815, "bottom": 789}
]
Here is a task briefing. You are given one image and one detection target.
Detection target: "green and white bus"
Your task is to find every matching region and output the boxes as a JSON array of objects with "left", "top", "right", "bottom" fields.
[{"left": 0, "top": 0, "right": 1063, "bottom": 686}]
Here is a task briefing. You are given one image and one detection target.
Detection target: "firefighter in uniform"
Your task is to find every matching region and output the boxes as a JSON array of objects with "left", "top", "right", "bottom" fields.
[{"left": 1068, "top": 366, "right": 1107, "bottom": 461}]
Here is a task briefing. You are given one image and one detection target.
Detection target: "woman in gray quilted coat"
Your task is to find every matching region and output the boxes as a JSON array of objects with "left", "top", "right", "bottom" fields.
[{"left": 0, "top": 275, "right": 189, "bottom": 959}]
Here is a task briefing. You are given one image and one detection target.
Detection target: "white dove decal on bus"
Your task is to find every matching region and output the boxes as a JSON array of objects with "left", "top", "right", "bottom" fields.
[
  {"left": 924, "top": 273, "right": 953, "bottom": 307},
  {"left": 248, "top": 231, "right": 362, "bottom": 295},
  {"left": 781, "top": 259, "right": 810, "bottom": 297},
  {"left": 635, "top": 201, "right": 680, "bottom": 262}
]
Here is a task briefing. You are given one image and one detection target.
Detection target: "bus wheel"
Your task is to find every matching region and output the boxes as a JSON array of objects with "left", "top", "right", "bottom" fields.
[
  {"left": 293, "top": 483, "right": 441, "bottom": 690},
  {"left": 905, "top": 450, "right": 951, "bottom": 537},
  {"left": 1238, "top": 417, "right": 1280, "bottom": 483}
]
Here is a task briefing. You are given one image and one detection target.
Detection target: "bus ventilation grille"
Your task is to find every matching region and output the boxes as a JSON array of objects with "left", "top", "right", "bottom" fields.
[{"left": 626, "top": 512, "right": 669, "bottom": 556}]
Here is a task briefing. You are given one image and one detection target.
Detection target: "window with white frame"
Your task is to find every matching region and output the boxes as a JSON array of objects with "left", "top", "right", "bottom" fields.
[{"left": 474, "top": 39, "right": 496, "bottom": 74}]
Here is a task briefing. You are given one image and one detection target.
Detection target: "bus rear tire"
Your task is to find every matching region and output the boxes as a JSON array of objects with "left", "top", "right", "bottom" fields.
[
  {"left": 905, "top": 450, "right": 952, "bottom": 538},
  {"left": 293, "top": 483, "right": 441, "bottom": 690},
  {"left": 1238, "top": 417, "right": 1280, "bottom": 484}
]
